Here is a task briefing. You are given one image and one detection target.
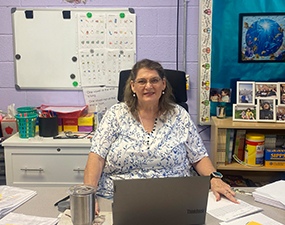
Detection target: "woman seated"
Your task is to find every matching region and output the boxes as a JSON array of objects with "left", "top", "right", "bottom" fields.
[{"left": 84, "top": 59, "right": 238, "bottom": 214}]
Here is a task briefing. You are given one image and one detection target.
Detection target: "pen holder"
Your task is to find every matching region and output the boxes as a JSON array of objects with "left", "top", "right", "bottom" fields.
[
  {"left": 15, "top": 113, "right": 38, "bottom": 138},
  {"left": 216, "top": 105, "right": 226, "bottom": 119},
  {"left": 39, "top": 116, "right": 58, "bottom": 137}
]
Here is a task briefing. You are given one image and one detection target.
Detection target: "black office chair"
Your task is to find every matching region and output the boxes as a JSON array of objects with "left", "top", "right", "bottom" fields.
[{"left": 117, "top": 69, "right": 188, "bottom": 112}]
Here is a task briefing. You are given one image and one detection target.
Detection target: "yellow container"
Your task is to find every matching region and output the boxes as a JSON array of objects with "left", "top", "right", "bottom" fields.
[{"left": 244, "top": 133, "right": 265, "bottom": 166}]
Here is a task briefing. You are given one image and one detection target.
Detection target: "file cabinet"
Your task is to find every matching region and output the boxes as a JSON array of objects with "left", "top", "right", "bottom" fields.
[{"left": 2, "top": 133, "right": 92, "bottom": 186}]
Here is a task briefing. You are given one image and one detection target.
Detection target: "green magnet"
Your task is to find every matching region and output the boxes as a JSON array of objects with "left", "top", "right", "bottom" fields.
[
  {"left": 87, "top": 12, "right": 92, "bottom": 18},
  {"left": 73, "top": 81, "right": 78, "bottom": 87},
  {"left": 119, "top": 13, "right": 125, "bottom": 18}
]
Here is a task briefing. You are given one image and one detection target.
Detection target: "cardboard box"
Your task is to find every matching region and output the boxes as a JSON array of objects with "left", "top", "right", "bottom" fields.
[
  {"left": 63, "top": 125, "right": 78, "bottom": 132},
  {"left": 1, "top": 116, "right": 18, "bottom": 138},
  {"left": 78, "top": 114, "right": 94, "bottom": 126},
  {"left": 264, "top": 148, "right": 285, "bottom": 168},
  {"left": 63, "top": 118, "right": 78, "bottom": 126},
  {"left": 78, "top": 126, "right": 93, "bottom": 132}
]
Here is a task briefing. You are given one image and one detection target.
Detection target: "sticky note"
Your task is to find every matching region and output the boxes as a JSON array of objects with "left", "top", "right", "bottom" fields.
[{"left": 246, "top": 221, "right": 263, "bottom": 225}]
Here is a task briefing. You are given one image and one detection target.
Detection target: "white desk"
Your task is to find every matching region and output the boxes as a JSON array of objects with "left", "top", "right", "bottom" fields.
[{"left": 12, "top": 187, "right": 285, "bottom": 224}]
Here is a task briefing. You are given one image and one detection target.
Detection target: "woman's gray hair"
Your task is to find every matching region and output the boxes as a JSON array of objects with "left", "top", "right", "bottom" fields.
[{"left": 123, "top": 59, "right": 175, "bottom": 118}]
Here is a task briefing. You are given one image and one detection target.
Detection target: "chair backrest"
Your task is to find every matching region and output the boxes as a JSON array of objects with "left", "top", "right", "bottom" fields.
[{"left": 117, "top": 69, "right": 188, "bottom": 111}]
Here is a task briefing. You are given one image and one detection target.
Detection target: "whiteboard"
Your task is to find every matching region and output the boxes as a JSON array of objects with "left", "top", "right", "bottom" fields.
[{"left": 11, "top": 7, "right": 136, "bottom": 90}]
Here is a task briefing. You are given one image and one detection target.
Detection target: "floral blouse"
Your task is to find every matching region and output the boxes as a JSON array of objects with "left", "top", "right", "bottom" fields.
[{"left": 90, "top": 103, "right": 208, "bottom": 198}]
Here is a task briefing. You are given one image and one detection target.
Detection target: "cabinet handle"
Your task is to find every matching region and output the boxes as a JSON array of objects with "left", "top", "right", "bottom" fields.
[
  {"left": 73, "top": 168, "right": 84, "bottom": 172},
  {"left": 57, "top": 148, "right": 61, "bottom": 152},
  {"left": 20, "top": 168, "right": 44, "bottom": 172}
]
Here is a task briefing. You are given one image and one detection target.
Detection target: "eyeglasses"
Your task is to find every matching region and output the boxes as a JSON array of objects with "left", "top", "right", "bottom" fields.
[{"left": 134, "top": 77, "right": 162, "bottom": 86}]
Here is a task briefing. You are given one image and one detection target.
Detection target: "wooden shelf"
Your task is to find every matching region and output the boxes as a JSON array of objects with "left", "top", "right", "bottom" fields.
[
  {"left": 210, "top": 116, "right": 285, "bottom": 183},
  {"left": 217, "top": 162, "right": 285, "bottom": 172},
  {"left": 212, "top": 116, "right": 285, "bottom": 130}
]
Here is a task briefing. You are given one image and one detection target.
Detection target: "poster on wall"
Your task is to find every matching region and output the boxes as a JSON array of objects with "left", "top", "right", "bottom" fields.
[{"left": 239, "top": 13, "right": 285, "bottom": 63}]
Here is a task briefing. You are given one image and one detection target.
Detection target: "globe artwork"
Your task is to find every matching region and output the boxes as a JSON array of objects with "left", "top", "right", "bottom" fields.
[{"left": 241, "top": 16, "right": 285, "bottom": 61}]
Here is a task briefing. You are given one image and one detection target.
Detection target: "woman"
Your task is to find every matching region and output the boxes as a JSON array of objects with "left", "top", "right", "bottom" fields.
[{"left": 84, "top": 59, "right": 238, "bottom": 214}]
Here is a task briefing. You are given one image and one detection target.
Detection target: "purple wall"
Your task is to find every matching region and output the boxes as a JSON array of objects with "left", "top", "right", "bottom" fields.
[{"left": 0, "top": 0, "right": 210, "bottom": 151}]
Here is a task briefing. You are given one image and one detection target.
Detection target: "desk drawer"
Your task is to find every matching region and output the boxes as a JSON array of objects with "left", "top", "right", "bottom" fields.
[{"left": 11, "top": 153, "right": 88, "bottom": 186}]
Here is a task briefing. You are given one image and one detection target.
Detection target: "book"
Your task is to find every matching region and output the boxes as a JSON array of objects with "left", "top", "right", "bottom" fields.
[
  {"left": 233, "top": 130, "right": 246, "bottom": 161},
  {"left": 217, "top": 129, "right": 227, "bottom": 165},
  {"left": 225, "top": 129, "right": 235, "bottom": 164},
  {"left": 228, "top": 129, "right": 235, "bottom": 164}
]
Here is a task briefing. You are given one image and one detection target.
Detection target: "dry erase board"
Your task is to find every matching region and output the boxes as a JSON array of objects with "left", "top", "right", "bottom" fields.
[{"left": 11, "top": 7, "right": 136, "bottom": 90}]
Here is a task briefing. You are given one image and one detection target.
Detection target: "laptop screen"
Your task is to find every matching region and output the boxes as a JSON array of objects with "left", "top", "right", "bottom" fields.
[{"left": 113, "top": 176, "right": 210, "bottom": 225}]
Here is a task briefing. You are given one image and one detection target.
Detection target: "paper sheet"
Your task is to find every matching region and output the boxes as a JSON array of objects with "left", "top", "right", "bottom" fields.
[
  {"left": 0, "top": 212, "right": 58, "bottom": 225},
  {"left": 0, "top": 186, "right": 37, "bottom": 219},
  {"left": 254, "top": 180, "right": 285, "bottom": 205},
  {"left": 58, "top": 209, "right": 112, "bottom": 225},
  {"left": 207, "top": 192, "right": 263, "bottom": 222},
  {"left": 83, "top": 87, "right": 118, "bottom": 114},
  {"left": 219, "top": 212, "right": 283, "bottom": 225}
]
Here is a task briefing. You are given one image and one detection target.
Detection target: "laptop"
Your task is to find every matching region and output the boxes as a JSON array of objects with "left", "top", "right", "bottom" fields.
[{"left": 112, "top": 176, "right": 210, "bottom": 225}]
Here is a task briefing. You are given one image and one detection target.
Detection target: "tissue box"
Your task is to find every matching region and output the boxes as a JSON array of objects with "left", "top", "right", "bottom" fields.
[
  {"left": 1, "top": 116, "right": 18, "bottom": 138},
  {"left": 264, "top": 148, "right": 285, "bottom": 168}
]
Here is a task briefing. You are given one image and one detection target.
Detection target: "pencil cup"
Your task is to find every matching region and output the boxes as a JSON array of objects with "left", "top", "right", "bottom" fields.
[
  {"left": 39, "top": 116, "right": 58, "bottom": 137},
  {"left": 216, "top": 105, "right": 226, "bottom": 119}
]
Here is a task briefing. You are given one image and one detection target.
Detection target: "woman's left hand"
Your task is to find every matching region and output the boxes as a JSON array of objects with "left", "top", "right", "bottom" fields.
[{"left": 210, "top": 178, "right": 239, "bottom": 204}]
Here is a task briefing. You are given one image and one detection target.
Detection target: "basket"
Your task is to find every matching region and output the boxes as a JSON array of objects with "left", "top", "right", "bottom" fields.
[
  {"left": 17, "top": 107, "right": 37, "bottom": 114},
  {"left": 14, "top": 113, "right": 38, "bottom": 138}
]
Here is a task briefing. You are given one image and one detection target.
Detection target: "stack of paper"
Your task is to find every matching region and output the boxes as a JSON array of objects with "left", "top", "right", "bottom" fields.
[
  {"left": 0, "top": 186, "right": 37, "bottom": 218},
  {"left": 252, "top": 180, "right": 285, "bottom": 210},
  {"left": 0, "top": 212, "right": 58, "bottom": 225}
]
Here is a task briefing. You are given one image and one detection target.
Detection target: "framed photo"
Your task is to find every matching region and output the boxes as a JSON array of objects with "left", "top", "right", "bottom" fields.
[
  {"left": 232, "top": 104, "right": 257, "bottom": 122},
  {"left": 236, "top": 81, "right": 255, "bottom": 104},
  {"left": 278, "top": 82, "right": 285, "bottom": 105},
  {"left": 257, "top": 98, "right": 276, "bottom": 122},
  {"left": 238, "top": 13, "right": 285, "bottom": 63},
  {"left": 209, "top": 88, "right": 231, "bottom": 103},
  {"left": 255, "top": 82, "right": 277, "bottom": 98},
  {"left": 276, "top": 106, "right": 285, "bottom": 122}
]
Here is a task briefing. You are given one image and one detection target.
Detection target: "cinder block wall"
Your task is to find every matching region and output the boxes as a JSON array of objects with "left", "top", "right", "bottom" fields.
[{"left": 0, "top": 0, "right": 210, "bottom": 152}]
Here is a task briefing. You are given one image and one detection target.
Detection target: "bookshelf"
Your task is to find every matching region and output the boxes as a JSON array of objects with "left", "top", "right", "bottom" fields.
[{"left": 210, "top": 117, "right": 285, "bottom": 183}]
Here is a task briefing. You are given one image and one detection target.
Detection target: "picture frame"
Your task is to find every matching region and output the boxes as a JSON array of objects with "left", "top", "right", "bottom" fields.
[
  {"left": 255, "top": 82, "right": 278, "bottom": 98},
  {"left": 209, "top": 88, "right": 231, "bottom": 103},
  {"left": 257, "top": 98, "right": 276, "bottom": 122},
  {"left": 278, "top": 82, "right": 285, "bottom": 105},
  {"left": 232, "top": 104, "right": 257, "bottom": 122},
  {"left": 238, "top": 13, "right": 285, "bottom": 63},
  {"left": 276, "top": 105, "right": 285, "bottom": 122},
  {"left": 236, "top": 81, "right": 255, "bottom": 104}
]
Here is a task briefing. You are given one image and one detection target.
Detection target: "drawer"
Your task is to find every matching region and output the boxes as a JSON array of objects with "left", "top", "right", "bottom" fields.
[{"left": 11, "top": 153, "right": 88, "bottom": 186}]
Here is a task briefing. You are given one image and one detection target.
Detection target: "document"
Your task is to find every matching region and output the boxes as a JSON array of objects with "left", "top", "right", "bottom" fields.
[
  {"left": 0, "top": 212, "right": 58, "bottom": 225},
  {"left": 83, "top": 86, "right": 118, "bottom": 114},
  {"left": 253, "top": 180, "right": 285, "bottom": 209},
  {"left": 207, "top": 192, "right": 263, "bottom": 222},
  {"left": 0, "top": 186, "right": 37, "bottom": 219},
  {"left": 219, "top": 212, "right": 283, "bottom": 225},
  {"left": 58, "top": 209, "right": 112, "bottom": 225}
]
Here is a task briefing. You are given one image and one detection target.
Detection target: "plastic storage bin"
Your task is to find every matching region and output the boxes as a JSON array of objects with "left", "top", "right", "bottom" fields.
[{"left": 15, "top": 113, "right": 38, "bottom": 138}]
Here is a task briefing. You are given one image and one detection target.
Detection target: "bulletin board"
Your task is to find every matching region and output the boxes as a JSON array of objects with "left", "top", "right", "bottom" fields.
[
  {"left": 11, "top": 7, "right": 136, "bottom": 90},
  {"left": 197, "top": 0, "right": 285, "bottom": 125}
]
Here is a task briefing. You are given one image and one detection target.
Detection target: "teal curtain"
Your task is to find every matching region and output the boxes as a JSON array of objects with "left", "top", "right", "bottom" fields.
[{"left": 210, "top": 0, "right": 285, "bottom": 117}]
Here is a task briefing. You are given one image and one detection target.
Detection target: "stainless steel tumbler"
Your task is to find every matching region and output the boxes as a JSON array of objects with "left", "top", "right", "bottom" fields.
[{"left": 68, "top": 184, "right": 95, "bottom": 225}]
